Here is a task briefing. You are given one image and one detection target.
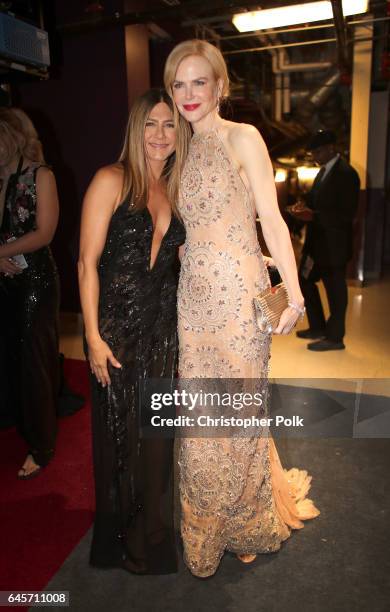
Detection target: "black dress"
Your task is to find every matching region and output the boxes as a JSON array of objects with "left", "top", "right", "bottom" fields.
[
  {"left": 0, "top": 158, "right": 60, "bottom": 465},
  {"left": 87, "top": 198, "right": 185, "bottom": 575}
]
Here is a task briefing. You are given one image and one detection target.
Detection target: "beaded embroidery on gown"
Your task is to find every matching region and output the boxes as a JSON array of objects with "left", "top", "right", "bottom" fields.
[
  {"left": 177, "top": 128, "right": 320, "bottom": 578},
  {"left": 87, "top": 200, "right": 185, "bottom": 575},
  {"left": 0, "top": 159, "right": 59, "bottom": 466}
]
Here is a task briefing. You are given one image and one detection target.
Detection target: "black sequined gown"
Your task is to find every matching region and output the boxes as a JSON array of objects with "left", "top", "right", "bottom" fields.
[
  {"left": 87, "top": 199, "right": 185, "bottom": 575},
  {"left": 0, "top": 158, "right": 60, "bottom": 465}
]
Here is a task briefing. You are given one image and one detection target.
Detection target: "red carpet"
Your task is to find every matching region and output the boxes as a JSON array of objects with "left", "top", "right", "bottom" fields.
[{"left": 0, "top": 358, "right": 94, "bottom": 600}]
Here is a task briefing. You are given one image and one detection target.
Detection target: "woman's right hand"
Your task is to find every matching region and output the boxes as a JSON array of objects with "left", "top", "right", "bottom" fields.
[
  {"left": 0, "top": 257, "right": 22, "bottom": 277},
  {"left": 87, "top": 337, "right": 122, "bottom": 387}
]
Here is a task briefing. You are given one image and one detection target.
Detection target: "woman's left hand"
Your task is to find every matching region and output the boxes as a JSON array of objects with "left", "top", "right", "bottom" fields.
[
  {"left": 273, "top": 305, "right": 302, "bottom": 335},
  {"left": 263, "top": 255, "right": 275, "bottom": 268},
  {"left": 0, "top": 257, "right": 22, "bottom": 277}
]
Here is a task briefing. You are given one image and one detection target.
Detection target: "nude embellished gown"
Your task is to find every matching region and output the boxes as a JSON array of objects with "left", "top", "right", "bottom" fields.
[{"left": 177, "top": 128, "right": 320, "bottom": 578}]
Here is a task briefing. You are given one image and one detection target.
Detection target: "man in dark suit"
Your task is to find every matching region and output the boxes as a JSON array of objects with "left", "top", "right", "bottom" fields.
[{"left": 291, "top": 130, "right": 360, "bottom": 351}]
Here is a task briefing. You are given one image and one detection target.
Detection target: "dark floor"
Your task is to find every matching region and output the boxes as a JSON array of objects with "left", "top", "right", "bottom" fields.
[{"left": 41, "top": 438, "right": 390, "bottom": 612}]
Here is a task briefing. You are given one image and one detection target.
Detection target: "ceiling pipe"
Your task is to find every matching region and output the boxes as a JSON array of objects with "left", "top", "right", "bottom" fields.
[
  {"left": 214, "top": 16, "right": 390, "bottom": 42},
  {"left": 226, "top": 11, "right": 351, "bottom": 155},
  {"left": 271, "top": 53, "right": 332, "bottom": 72},
  {"left": 255, "top": 27, "right": 342, "bottom": 151},
  {"left": 269, "top": 44, "right": 333, "bottom": 116},
  {"left": 256, "top": 32, "right": 282, "bottom": 121},
  {"left": 283, "top": 72, "right": 291, "bottom": 115},
  {"left": 263, "top": 30, "right": 332, "bottom": 74},
  {"left": 260, "top": 29, "right": 333, "bottom": 120},
  {"left": 222, "top": 36, "right": 349, "bottom": 55},
  {"left": 230, "top": 88, "right": 315, "bottom": 107},
  {"left": 59, "top": 0, "right": 264, "bottom": 34},
  {"left": 296, "top": 68, "right": 340, "bottom": 124},
  {"left": 330, "top": 0, "right": 351, "bottom": 74}
]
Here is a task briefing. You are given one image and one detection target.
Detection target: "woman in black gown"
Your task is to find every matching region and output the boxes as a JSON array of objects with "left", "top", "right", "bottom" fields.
[
  {"left": 0, "top": 108, "right": 60, "bottom": 479},
  {"left": 78, "top": 89, "right": 189, "bottom": 575}
]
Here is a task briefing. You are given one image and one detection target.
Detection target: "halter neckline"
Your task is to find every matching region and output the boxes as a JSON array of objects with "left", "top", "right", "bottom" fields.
[{"left": 191, "top": 125, "right": 221, "bottom": 140}]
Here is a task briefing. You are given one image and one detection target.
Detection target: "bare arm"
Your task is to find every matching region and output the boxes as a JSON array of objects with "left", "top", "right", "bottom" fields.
[
  {"left": 229, "top": 125, "right": 304, "bottom": 334},
  {"left": 78, "top": 165, "right": 123, "bottom": 385},
  {"left": 0, "top": 166, "right": 59, "bottom": 258}
]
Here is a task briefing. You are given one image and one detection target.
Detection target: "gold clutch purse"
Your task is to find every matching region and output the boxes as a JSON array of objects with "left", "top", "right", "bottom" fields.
[{"left": 253, "top": 283, "right": 289, "bottom": 333}]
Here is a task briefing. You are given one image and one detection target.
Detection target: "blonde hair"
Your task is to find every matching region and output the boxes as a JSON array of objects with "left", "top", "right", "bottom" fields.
[
  {"left": 164, "top": 39, "right": 230, "bottom": 101},
  {"left": 118, "top": 88, "right": 190, "bottom": 213},
  {"left": 0, "top": 107, "right": 44, "bottom": 164}
]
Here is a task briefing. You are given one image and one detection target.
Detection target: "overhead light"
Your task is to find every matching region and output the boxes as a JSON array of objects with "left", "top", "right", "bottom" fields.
[
  {"left": 297, "top": 166, "right": 319, "bottom": 182},
  {"left": 232, "top": 0, "right": 369, "bottom": 32},
  {"left": 275, "top": 169, "right": 287, "bottom": 183}
]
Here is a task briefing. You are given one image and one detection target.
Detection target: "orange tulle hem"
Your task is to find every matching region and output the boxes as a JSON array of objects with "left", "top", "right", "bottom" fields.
[{"left": 269, "top": 438, "right": 320, "bottom": 531}]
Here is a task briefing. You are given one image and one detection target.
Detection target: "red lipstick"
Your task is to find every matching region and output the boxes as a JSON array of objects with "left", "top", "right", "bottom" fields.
[{"left": 183, "top": 104, "right": 200, "bottom": 111}]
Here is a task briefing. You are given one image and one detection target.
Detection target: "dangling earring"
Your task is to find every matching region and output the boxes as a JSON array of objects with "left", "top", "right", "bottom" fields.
[{"left": 216, "top": 93, "right": 221, "bottom": 115}]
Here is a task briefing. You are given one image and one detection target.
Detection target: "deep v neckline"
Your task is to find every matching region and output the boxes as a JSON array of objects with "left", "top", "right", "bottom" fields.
[{"left": 145, "top": 206, "right": 173, "bottom": 272}]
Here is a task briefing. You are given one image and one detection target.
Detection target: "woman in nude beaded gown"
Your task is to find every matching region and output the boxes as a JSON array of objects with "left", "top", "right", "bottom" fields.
[{"left": 164, "top": 40, "right": 320, "bottom": 578}]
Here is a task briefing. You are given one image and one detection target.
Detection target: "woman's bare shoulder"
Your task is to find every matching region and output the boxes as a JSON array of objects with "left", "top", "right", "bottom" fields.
[
  {"left": 35, "top": 165, "right": 55, "bottom": 181},
  {"left": 221, "top": 122, "right": 267, "bottom": 166},
  {"left": 84, "top": 164, "right": 124, "bottom": 214},
  {"left": 94, "top": 163, "right": 124, "bottom": 186},
  {"left": 224, "top": 121, "right": 263, "bottom": 146}
]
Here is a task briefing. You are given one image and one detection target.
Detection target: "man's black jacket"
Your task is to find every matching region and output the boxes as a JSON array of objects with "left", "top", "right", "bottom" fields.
[{"left": 304, "top": 157, "right": 360, "bottom": 267}]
